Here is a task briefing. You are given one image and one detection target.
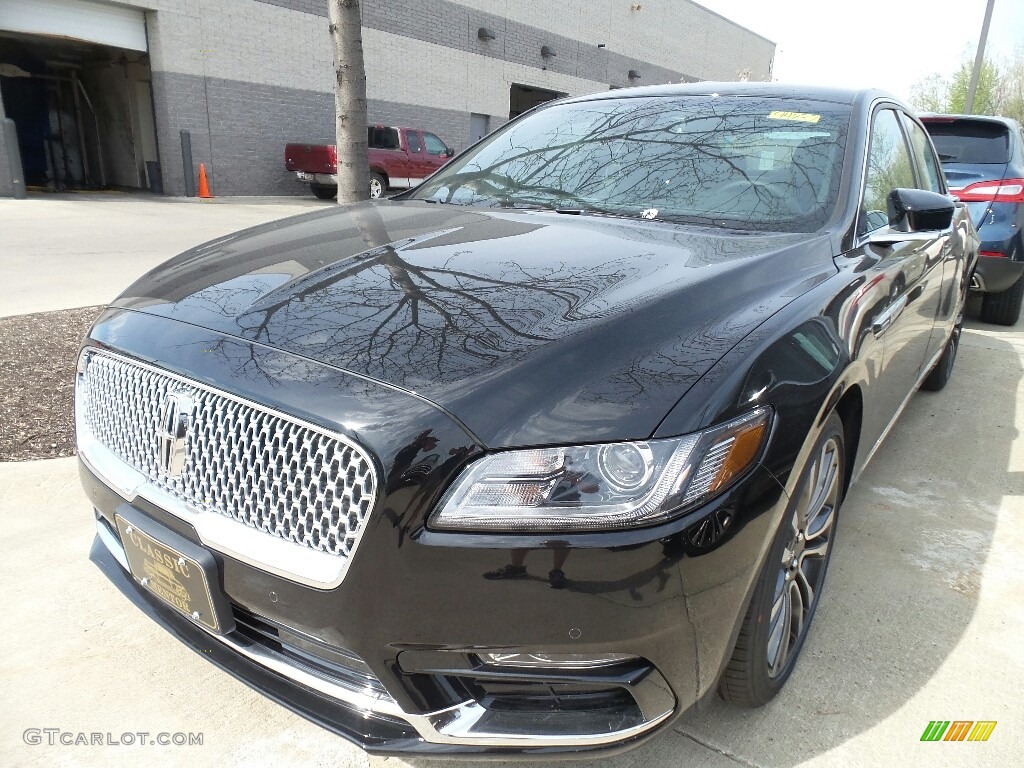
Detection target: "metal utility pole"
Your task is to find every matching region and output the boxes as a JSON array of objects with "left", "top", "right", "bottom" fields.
[{"left": 965, "top": 0, "right": 996, "bottom": 114}]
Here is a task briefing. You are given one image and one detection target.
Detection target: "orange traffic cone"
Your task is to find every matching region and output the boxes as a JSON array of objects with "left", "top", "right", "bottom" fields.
[{"left": 197, "top": 163, "right": 213, "bottom": 199}]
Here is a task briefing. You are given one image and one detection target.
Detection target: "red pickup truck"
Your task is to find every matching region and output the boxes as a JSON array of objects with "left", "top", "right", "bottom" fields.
[{"left": 285, "top": 126, "right": 454, "bottom": 199}]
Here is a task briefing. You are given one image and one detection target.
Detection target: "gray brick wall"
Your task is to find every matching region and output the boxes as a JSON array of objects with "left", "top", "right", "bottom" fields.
[
  {"left": 254, "top": 0, "right": 324, "bottom": 16},
  {"left": 152, "top": 71, "right": 483, "bottom": 196},
  {"left": 143, "top": 0, "right": 770, "bottom": 197},
  {"left": 254, "top": 0, "right": 700, "bottom": 84},
  {"left": 151, "top": 70, "right": 215, "bottom": 197},
  {"left": 606, "top": 51, "right": 700, "bottom": 90},
  {"left": 0, "top": 0, "right": 770, "bottom": 197}
]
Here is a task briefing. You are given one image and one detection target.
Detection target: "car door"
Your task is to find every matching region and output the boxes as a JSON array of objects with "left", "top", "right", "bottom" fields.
[
  {"left": 405, "top": 130, "right": 427, "bottom": 184},
  {"left": 421, "top": 132, "right": 451, "bottom": 175},
  {"left": 848, "top": 107, "right": 948, "bottom": 446},
  {"left": 900, "top": 112, "right": 960, "bottom": 362}
]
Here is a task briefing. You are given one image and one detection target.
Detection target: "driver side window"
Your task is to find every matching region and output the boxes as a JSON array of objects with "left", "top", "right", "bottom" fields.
[
  {"left": 423, "top": 132, "right": 447, "bottom": 155},
  {"left": 860, "top": 109, "right": 915, "bottom": 235}
]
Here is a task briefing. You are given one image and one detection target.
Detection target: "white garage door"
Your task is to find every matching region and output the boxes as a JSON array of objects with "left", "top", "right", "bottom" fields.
[{"left": 0, "top": 0, "right": 147, "bottom": 52}]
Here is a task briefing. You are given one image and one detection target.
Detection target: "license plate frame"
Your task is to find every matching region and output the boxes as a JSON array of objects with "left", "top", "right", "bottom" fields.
[{"left": 114, "top": 507, "right": 233, "bottom": 634}]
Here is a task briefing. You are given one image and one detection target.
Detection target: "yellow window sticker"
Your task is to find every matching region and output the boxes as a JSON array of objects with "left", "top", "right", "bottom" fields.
[{"left": 768, "top": 111, "right": 821, "bottom": 124}]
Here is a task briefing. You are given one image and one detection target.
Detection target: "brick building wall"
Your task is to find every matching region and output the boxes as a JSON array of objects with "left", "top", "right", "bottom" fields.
[{"left": 13, "top": 0, "right": 774, "bottom": 196}]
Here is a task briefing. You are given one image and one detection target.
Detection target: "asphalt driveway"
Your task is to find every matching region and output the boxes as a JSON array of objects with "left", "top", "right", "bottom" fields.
[{"left": 0, "top": 195, "right": 1021, "bottom": 767}]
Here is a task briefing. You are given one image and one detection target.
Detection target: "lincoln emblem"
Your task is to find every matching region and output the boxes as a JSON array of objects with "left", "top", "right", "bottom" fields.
[{"left": 157, "top": 391, "right": 193, "bottom": 478}]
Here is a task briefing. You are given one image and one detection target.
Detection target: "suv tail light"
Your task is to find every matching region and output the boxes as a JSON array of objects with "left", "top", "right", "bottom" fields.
[{"left": 951, "top": 179, "right": 1024, "bottom": 203}]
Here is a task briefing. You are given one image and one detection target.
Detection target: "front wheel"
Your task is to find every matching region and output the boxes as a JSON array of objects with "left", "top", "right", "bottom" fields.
[{"left": 719, "top": 412, "right": 844, "bottom": 707}]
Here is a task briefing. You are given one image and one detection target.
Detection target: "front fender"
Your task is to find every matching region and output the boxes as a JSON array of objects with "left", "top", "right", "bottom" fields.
[{"left": 654, "top": 274, "right": 871, "bottom": 500}]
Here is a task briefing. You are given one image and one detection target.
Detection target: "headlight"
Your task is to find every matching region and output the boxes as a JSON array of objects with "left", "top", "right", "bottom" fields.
[{"left": 429, "top": 407, "right": 771, "bottom": 532}]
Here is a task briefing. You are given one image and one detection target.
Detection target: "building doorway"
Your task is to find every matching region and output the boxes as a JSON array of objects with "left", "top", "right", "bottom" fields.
[
  {"left": 469, "top": 113, "right": 490, "bottom": 144},
  {"left": 509, "top": 84, "right": 564, "bottom": 120},
  {"left": 0, "top": 18, "right": 159, "bottom": 192}
]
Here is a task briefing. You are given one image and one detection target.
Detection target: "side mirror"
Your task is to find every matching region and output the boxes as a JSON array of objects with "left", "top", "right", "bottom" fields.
[
  {"left": 445, "top": 147, "right": 455, "bottom": 157},
  {"left": 887, "top": 188, "right": 954, "bottom": 232}
]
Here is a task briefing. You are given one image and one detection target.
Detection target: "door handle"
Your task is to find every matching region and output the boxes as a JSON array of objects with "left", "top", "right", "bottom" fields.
[{"left": 872, "top": 294, "right": 908, "bottom": 338}]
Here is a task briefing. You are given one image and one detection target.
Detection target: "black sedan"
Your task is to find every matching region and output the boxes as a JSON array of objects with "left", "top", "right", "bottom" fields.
[{"left": 76, "top": 83, "right": 977, "bottom": 756}]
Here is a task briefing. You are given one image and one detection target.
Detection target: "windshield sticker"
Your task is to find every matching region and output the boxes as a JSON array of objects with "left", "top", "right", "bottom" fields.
[{"left": 768, "top": 110, "right": 821, "bottom": 124}]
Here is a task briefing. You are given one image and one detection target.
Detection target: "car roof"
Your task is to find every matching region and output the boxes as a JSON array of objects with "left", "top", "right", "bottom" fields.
[{"left": 559, "top": 81, "right": 899, "bottom": 108}]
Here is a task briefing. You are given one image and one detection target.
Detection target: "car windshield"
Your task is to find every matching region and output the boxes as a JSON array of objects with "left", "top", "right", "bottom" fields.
[{"left": 411, "top": 95, "right": 851, "bottom": 232}]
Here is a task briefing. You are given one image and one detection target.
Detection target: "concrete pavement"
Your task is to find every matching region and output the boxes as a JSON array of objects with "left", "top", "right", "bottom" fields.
[
  {"left": 0, "top": 195, "right": 1021, "bottom": 766},
  {"left": 0, "top": 194, "right": 323, "bottom": 318}
]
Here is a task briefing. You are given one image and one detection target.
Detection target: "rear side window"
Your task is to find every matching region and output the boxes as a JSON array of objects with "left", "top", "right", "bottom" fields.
[
  {"left": 368, "top": 127, "right": 400, "bottom": 150},
  {"left": 923, "top": 120, "right": 1010, "bottom": 164},
  {"left": 407, "top": 131, "right": 423, "bottom": 153}
]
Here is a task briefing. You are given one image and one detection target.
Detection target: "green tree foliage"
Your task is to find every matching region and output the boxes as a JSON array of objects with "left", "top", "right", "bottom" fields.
[
  {"left": 911, "top": 48, "right": 1024, "bottom": 123},
  {"left": 1001, "top": 51, "right": 1024, "bottom": 124},
  {"left": 911, "top": 74, "right": 950, "bottom": 113},
  {"left": 948, "top": 58, "right": 1002, "bottom": 115}
]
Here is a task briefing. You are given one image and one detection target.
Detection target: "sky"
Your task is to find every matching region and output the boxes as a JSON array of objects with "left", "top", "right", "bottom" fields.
[{"left": 695, "top": 0, "right": 1024, "bottom": 103}]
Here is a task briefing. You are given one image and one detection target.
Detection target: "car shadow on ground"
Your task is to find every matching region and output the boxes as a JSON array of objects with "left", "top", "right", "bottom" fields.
[{"left": 394, "top": 323, "right": 1020, "bottom": 768}]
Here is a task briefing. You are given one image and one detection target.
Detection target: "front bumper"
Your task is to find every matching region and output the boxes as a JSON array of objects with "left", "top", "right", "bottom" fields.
[
  {"left": 90, "top": 504, "right": 678, "bottom": 755},
  {"left": 84, "top": 445, "right": 782, "bottom": 756}
]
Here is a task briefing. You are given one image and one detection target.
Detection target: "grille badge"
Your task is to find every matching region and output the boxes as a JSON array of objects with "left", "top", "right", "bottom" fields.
[{"left": 157, "top": 391, "right": 194, "bottom": 478}]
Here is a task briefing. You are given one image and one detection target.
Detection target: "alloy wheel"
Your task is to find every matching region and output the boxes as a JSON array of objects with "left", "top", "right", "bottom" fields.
[{"left": 766, "top": 436, "right": 840, "bottom": 678}]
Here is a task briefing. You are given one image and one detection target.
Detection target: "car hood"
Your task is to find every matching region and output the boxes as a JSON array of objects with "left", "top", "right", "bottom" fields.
[{"left": 113, "top": 200, "right": 835, "bottom": 447}]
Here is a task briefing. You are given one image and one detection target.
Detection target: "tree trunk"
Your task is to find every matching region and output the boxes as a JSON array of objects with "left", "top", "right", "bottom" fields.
[{"left": 328, "top": 0, "right": 369, "bottom": 203}]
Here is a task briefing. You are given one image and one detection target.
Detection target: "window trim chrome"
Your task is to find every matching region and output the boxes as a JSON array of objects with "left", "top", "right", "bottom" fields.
[{"left": 77, "top": 347, "right": 381, "bottom": 590}]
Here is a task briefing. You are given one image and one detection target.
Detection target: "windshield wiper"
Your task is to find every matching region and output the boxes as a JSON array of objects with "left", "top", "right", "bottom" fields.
[{"left": 551, "top": 205, "right": 655, "bottom": 222}]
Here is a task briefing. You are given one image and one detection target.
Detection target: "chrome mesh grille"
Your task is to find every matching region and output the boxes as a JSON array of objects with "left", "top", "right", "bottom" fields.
[{"left": 76, "top": 349, "right": 377, "bottom": 558}]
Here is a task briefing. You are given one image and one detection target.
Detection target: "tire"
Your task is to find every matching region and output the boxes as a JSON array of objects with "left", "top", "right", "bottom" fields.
[
  {"left": 719, "top": 413, "right": 845, "bottom": 707},
  {"left": 922, "top": 320, "right": 962, "bottom": 392},
  {"left": 980, "top": 274, "right": 1024, "bottom": 326},
  {"left": 369, "top": 173, "right": 385, "bottom": 199},
  {"left": 310, "top": 183, "right": 337, "bottom": 200}
]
